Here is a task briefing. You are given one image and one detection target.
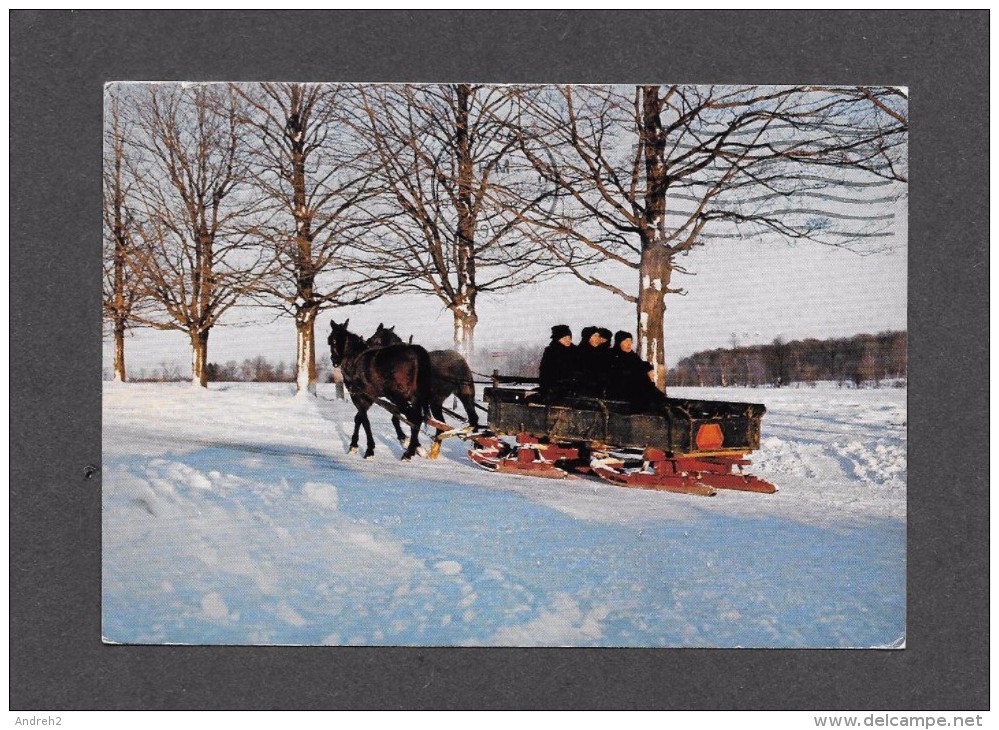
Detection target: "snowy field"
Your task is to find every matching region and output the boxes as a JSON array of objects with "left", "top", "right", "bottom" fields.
[{"left": 102, "top": 382, "right": 906, "bottom": 648}]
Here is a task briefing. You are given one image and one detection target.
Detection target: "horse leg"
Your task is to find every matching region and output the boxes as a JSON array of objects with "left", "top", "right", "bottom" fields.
[
  {"left": 427, "top": 399, "right": 447, "bottom": 459},
  {"left": 459, "top": 385, "right": 480, "bottom": 429},
  {"left": 391, "top": 415, "right": 407, "bottom": 445},
  {"left": 349, "top": 396, "right": 376, "bottom": 459},
  {"left": 349, "top": 411, "right": 363, "bottom": 454},
  {"left": 360, "top": 408, "right": 376, "bottom": 460},
  {"left": 401, "top": 404, "right": 425, "bottom": 461}
]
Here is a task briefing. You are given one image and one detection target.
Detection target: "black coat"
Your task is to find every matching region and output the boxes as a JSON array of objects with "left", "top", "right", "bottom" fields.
[
  {"left": 575, "top": 343, "right": 613, "bottom": 396},
  {"left": 538, "top": 341, "right": 578, "bottom": 398},
  {"left": 609, "top": 348, "right": 664, "bottom": 408},
  {"left": 612, "top": 349, "right": 654, "bottom": 381}
]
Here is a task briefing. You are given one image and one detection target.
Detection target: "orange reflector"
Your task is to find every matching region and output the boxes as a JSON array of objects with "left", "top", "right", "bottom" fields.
[{"left": 695, "top": 423, "right": 724, "bottom": 450}]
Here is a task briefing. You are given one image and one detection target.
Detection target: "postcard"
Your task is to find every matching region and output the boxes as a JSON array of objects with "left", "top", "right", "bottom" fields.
[{"left": 102, "top": 82, "right": 907, "bottom": 647}]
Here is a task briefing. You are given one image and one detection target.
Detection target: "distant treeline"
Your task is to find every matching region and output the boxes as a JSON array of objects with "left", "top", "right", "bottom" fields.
[
  {"left": 108, "top": 331, "right": 906, "bottom": 389},
  {"left": 667, "top": 331, "right": 906, "bottom": 388},
  {"left": 467, "top": 331, "right": 907, "bottom": 389},
  {"left": 114, "top": 357, "right": 335, "bottom": 384}
]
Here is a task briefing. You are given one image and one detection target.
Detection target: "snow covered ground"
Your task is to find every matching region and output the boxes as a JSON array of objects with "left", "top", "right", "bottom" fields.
[{"left": 102, "top": 382, "right": 906, "bottom": 648}]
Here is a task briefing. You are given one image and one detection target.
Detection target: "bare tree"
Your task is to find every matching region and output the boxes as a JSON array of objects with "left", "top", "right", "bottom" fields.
[
  {"left": 514, "top": 85, "right": 908, "bottom": 389},
  {"left": 233, "top": 82, "right": 389, "bottom": 394},
  {"left": 102, "top": 89, "right": 147, "bottom": 382},
  {"left": 354, "top": 84, "right": 562, "bottom": 355},
  {"left": 125, "top": 84, "right": 268, "bottom": 387},
  {"left": 768, "top": 336, "right": 789, "bottom": 387}
]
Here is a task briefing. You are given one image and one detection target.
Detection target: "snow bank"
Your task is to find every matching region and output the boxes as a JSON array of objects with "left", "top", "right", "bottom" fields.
[{"left": 103, "top": 382, "right": 905, "bottom": 647}]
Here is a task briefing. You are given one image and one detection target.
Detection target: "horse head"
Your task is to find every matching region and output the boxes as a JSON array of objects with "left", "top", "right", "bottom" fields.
[
  {"left": 367, "top": 322, "right": 403, "bottom": 349},
  {"left": 328, "top": 319, "right": 363, "bottom": 367}
]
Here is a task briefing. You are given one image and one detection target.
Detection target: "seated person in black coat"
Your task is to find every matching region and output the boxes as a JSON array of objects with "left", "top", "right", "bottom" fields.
[
  {"left": 537, "top": 324, "right": 577, "bottom": 401},
  {"left": 609, "top": 330, "right": 667, "bottom": 410},
  {"left": 575, "top": 326, "right": 613, "bottom": 397}
]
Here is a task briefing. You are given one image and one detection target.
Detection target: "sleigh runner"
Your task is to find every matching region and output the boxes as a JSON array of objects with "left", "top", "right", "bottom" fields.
[
  {"left": 461, "top": 373, "right": 776, "bottom": 497},
  {"left": 332, "top": 319, "right": 775, "bottom": 497}
]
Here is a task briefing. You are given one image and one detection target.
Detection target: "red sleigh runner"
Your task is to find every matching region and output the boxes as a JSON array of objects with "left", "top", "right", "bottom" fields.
[{"left": 462, "top": 372, "right": 776, "bottom": 497}]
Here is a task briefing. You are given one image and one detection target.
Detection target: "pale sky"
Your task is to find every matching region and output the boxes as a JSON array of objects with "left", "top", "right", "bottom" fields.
[
  {"left": 105, "top": 231, "right": 907, "bottom": 376},
  {"left": 105, "top": 83, "right": 907, "bottom": 377}
]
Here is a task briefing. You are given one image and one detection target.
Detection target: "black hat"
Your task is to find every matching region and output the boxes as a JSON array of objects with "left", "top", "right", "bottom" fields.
[
  {"left": 614, "top": 330, "right": 633, "bottom": 348},
  {"left": 579, "top": 326, "right": 597, "bottom": 343},
  {"left": 597, "top": 327, "right": 612, "bottom": 341},
  {"left": 551, "top": 324, "right": 572, "bottom": 340}
]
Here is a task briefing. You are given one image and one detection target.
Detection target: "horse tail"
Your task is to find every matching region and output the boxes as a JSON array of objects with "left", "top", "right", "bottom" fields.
[{"left": 415, "top": 346, "right": 433, "bottom": 421}]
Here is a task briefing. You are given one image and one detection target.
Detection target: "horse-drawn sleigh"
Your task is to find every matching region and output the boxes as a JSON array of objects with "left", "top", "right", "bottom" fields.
[
  {"left": 329, "top": 320, "right": 776, "bottom": 497},
  {"left": 467, "top": 373, "right": 776, "bottom": 497}
]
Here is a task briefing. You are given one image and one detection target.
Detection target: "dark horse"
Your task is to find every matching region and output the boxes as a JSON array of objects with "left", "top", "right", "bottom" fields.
[
  {"left": 366, "top": 324, "right": 480, "bottom": 458},
  {"left": 328, "top": 319, "right": 433, "bottom": 461}
]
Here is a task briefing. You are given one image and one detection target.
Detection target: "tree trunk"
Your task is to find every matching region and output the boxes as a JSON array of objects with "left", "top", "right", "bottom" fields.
[
  {"left": 111, "top": 190, "right": 128, "bottom": 383},
  {"left": 636, "top": 85, "right": 671, "bottom": 392},
  {"left": 109, "top": 98, "right": 129, "bottom": 385},
  {"left": 190, "top": 329, "right": 210, "bottom": 388},
  {"left": 637, "top": 243, "right": 671, "bottom": 391},
  {"left": 288, "top": 87, "right": 319, "bottom": 395},
  {"left": 452, "top": 306, "right": 478, "bottom": 356},
  {"left": 191, "top": 223, "right": 214, "bottom": 390},
  {"left": 295, "top": 307, "right": 318, "bottom": 395},
  {"left": 113, "top": 318, "right": 126, "bottom": 382},
  {"left": 332, "top": 367, "right": 346, "bottom": 400},
  {"left": 452, "top": 83, "right": 478, "bottom": 357}
]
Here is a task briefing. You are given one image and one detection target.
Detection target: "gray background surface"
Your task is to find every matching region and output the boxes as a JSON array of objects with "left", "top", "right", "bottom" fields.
[{"left": 10, "top": 10, "right": 989, "bottom": 710}]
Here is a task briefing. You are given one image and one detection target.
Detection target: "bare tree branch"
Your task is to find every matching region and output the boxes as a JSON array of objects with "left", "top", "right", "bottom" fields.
[
  {"left": 123, "top": 83, "right": 270, "bottom": 387},
  {"left": 350, "top": 84, "right": 566, "bottom": 353},
  {"left": 511, "top": 84, "right": 908, "bottom": 388}
]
